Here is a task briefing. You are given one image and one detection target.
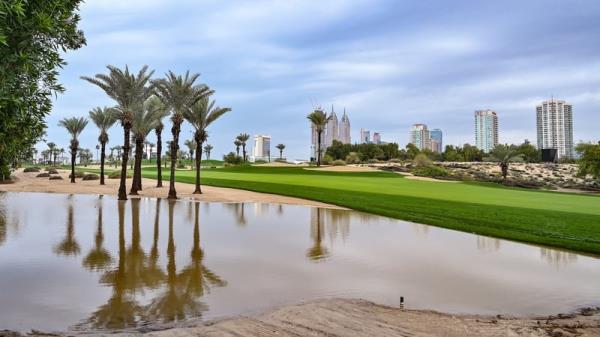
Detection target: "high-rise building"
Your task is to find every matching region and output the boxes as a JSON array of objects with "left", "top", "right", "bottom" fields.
[
  {"left": 474, "top": 110, "right": 499, "bottom": 153},
  {"left": 372, "top": 132, "right": 381, "bottom": 144},
  {"left": 252, "top": 135, "right": 271, "bottom": 161},
  {"left": 409, "top": 124, "right": 430, "bottom": 150},
  {"left": 360, "top": 128, "right": 370, "bottom": 144},
  {"left": 429, "top": 129, "right": 443, "bottom": 153},
  {"left": 339, "top": 109, "right": 351, "bottom": 144},
  {"left": 536, "top": 99, "right": 573, "bottom": 159},
  {"left": 325, "top": 107, "right": 339, "bottom": 148}
]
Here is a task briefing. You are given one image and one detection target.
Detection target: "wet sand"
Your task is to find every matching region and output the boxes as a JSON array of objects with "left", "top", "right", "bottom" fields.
[{"left": 1, "top": 169, "right": 344, "bottom": 209}]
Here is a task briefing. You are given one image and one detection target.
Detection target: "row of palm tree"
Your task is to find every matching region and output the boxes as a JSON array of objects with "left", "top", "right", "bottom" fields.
[
  {"left": 235, "top": 133, "right": 250, "bottom": 161},
  {"left": 184, "top": 140, "right": 215, "bottom": 164}
]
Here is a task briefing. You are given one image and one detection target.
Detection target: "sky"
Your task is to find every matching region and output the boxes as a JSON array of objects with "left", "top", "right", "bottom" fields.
[{"left": 44, "top": 0, "right": 600, "bottom": 160}]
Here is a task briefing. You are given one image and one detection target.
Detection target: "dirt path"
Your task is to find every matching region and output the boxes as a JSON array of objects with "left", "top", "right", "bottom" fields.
[{"left": 0, "top": 169, "right": 344, "bottom": 209}]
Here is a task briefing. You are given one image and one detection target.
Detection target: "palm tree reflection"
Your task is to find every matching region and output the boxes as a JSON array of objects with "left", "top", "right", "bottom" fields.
[
  {"left": 83, "top": 196, "right": 113, "bottom": 271},
  {"left": 54, "top": 198, "right": 80, "bottom": 256},
  {"left": 125, "top": 198, "right": 147, "bottom": 294},
  {"left": 307, "top": 208, "right": 329, "bottom": 262},
  {"left": 143, "top": 198, "right": 165, "bottom": 289}
]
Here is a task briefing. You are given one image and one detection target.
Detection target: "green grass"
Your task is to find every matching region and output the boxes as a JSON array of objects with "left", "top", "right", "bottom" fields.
[{"left": 98, "top": 165, "right": 600, "bottom": 255}]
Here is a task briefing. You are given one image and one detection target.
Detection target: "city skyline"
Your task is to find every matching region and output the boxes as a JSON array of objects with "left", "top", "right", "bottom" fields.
[{"left": 41, "top": 0, "right": 600, "bottom": 160}]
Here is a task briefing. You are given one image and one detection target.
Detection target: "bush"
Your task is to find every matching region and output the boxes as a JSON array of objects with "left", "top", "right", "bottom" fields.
[
  {"left": 345, "top": 152, "right": 361, "bottom": 164},
  {"left": 82, "top": 173, "right": 99, "bottom": 181},
  {"left": 413, "top": 153, "right": 432, "bottom": 168},
  {"left": 108, "top": 171, "right": 132, "bottom": 179},
  {"left": 69, "top": 171, "right": 85, "bottom": 179},
  {"left": 254, "top": 159, "right": 268, "bottom": 164},
  {"left": 49, "top": 175, "right": 63, "bottom": 180},
  {"left": 223, "top": 152, "right": 243, "bottom": 165},
  {"left": 332, "top": 159, "right": 346, "bottom": 166},
  {"left": 412, "top": 166, "right": 449, "bottom": 178},
  {"left": 322, "top": 154, "right": 334, "bottom": 165},
  {"left": 176, "top": 160, "right": 186, "bottom": 169},
  {"left": 24, "top": 167, "right": 40, "bottom": 173},
  {"left": 36, "top": 172, "right": 50, "bottom": 178},
  {"left": 48, "top": 168, "right": 59, "bottom": 174}
]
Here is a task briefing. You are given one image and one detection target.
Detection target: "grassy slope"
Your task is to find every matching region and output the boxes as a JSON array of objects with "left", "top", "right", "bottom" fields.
[{"left": 98, "top": 165, "right": 600, "bottom": 255}]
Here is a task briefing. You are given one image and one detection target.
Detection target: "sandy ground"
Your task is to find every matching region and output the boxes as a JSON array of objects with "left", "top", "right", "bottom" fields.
[
  {"left": 0, "top": 169, "right": 344, "bottom": 209},
  {"left": 7, "top": 299, "right": 598, "bottom": 337},
  {"left": 304, "top": 165, "right": 377, "bottom": 172}
]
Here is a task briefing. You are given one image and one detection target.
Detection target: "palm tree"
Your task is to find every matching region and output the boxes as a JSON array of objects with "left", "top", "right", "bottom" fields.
[
  {"left": 89, "top": 107, "right": 117, "bottom": 185},
  {"left": 59, "top": 117, "right": 88, "bottom": 183},
  {"left": 276, "top": 143, "right": 285, "bottom": 159},
  {"left": 184, "top": 139, "right": 196, "bottom": 166},
  {"left": 46, "top": 142, "right": 57, "bottom": 165},
  {"left": 59, "top": 148, "right": 65, "bottom": 165},
  {"left": 146, "top": 96, "right": 169, "bottom": 187},
  {"left": 154, "top": 71, "right": 213, "bottom": 199},
  {"left": 234, "top": 139, "right": 242, "bottom": 157},
  {"left": 130, "top": 98, "right": 161, "bottom": 195},
  {"left": 488, "top": 144, "right": 523, "bottom": 180},
  {"left": 203, "top": 144, "right": 213, "bottom": 160},
  {"left": 82, "top": 65, "right": 155, "bottom": 200},
  {"left": 183, "top": 97, "right": 230, "bottom": 194},
  {"left": 307, "top": 109, "right": 329, "bottom": 166},
  {"left": 236, "top": 133, "right": 250, "bottom": 162}
]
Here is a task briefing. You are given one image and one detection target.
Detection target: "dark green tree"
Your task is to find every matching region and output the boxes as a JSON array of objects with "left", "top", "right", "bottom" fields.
[{"left": 575, "top": 142, "right": 600, "bottom": 180}]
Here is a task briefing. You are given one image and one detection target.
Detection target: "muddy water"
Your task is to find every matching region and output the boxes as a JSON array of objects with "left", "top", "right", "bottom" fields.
[{"left": 0, "top": 192, "right": 599, "bottom": 332}]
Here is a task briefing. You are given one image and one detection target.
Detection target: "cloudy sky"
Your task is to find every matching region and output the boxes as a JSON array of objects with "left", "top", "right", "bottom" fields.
[{"left": 46, "top": 0, "right": 600, "bottom": 159}]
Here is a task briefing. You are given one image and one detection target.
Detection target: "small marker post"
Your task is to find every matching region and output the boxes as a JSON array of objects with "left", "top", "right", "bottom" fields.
[{"left": 400, "top": 296, "right": 404, "bottom": 309}]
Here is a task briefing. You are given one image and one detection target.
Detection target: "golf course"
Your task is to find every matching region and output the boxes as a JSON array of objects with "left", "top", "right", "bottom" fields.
[{"left": 113, "top": 164, "right": 600, "bottom": 256}]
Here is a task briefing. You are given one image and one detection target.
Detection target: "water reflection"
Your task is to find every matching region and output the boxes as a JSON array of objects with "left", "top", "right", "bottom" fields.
[
  {"left": 476, "top": 236, "right": 501, "bottom": 253},
  {"left": 83, "top": 196, "right": 113, "bottom": 271},
  {"left": 540, "top": 248, "right": 578, "bottom": 267},
  {"left": 307, "top": 208, "right": 329, "bottom": 262},
  {"left": 224, "top": 203, "right": 247, "bottom": 226},
  {"left": 54, "top": 198, "right": 81, "bottom": 256}
]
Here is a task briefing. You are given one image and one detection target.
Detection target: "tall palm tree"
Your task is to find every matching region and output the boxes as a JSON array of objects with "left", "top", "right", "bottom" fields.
[
  {"left": 203, "top": 144, "right": 213, "bottom": 160},
  {"left": 59, "top": 117, "right": 88, "bottom": 183},
  {"left": 130, "top": 98, "right": 161, "bottom": 195},
  {"left": 146, "top": 96, "right": 169, "bottom": 187},
  {"left": 89, "top": 107, "right": 117, "bottom": 185},
  {"left": 46, "top": 142, "right": 57, "bottom": 165},
  {"left": 234, "top": 139, "right": 242, "bottom": 157},
  {"left": 236, "top": 133, "right": 250, "bottom": 162},
  {"left": 82, "top": 65, "right": 155, "bottom": 200},
  {"left": 183, "top": 97, "right": 230, "bottom": 194},
  {"left": 184, "top": 139, "right": 196, "bottom": 166},
  {"left": 154, "top": 71, "right": 213, "bottom": 199},
  {"left": 488, "top": 144, "right": 523, "bottom": 180},
  {"left": 276, "top": 143, "right": 285, "bottom": 159},
  {"left": 307, "top": 109, "right": 329, "bottom": 166}
]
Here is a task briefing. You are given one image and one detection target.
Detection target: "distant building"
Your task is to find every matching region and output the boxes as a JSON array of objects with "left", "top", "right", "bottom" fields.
[
  {"left": 311, "top": 106, "right": 351, "bottom": 160},
  {"left": 429, "top": 128, "right": 443, "bottom": 153},
  {"left": 409, "top": 124, "right": 430, "bottom": 151},
  {"left": 360, "top": 128, "right": 370, "bottom": 144},
  {"left": 474, "top": 110, "right": 499, "bottom": 153},
  {"left": 325, "top": 107, "right": 339, "bottom": 148},
  {"left": 252, "top": 135, "right": 271, "bottom": 161},
  {"left": 339, "top": 109, "right": 351, "bottom": 144},
  {"left": 372, "top": 132, "right": 381, "bottom": 144},
  {"left": 536, "top": 99, "right": 573, "bottom": 159}
]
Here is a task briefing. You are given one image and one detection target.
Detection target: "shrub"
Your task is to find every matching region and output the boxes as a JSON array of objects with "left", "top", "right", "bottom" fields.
[
  {"left": 223, "top": 152, "right": 243, "bottom": 165},
  {"left": 69, "top": 171, "right": 85, "bottom": 179},
  {"left": 82, "top": 173, "right": 99, "bottom": 181},
  {"left": 48, "top": 168, "right": 59, "bottom": 174},
  {"left": 345, "top": 152, "right": 361, "bottom": 164},
  {"left": 49, "top": 175, "right": 63, "bottom": 180},
  {"left": 108, "top": 171, "right": 132, "bottom": 179},
  {"left": 254, "top": 159, "right": 268, "bottom": 164},
  {"left": 36, "top": 172, "right": 50, "bottom": 178},
  {"left": 413, "top": 153, "right": 432, "bottom": 168},
  {"left": 322, "top": 154, "right": 334, "bottom": 165},
  {"left": 412, "top": 166, "right": 449, "bottom": 178},
  {"left": 388, "top": 158, "right": 402, "bottom": 163},
  {"left": 332, "top": 159, "right": 346, "bottom": 166},
  {"left": 176, "top": 160, "right": 186, "bottom": 169},
  {"left": 24, "top": 167, "right": 40, "bottom": 173}
]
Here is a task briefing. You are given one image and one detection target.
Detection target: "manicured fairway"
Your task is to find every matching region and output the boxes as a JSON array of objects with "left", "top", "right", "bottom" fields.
[{"left": 128, "top": 165, "right": 600, "bottom": 254}]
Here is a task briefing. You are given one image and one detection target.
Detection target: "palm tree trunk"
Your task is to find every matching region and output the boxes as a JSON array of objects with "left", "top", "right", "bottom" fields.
[
  {"left": 279, "top": 150, "right": 283, "bottom": 159},
  {"left": 70, "top": 147, "right": 76, "bottom": 183},
  {"left": 317, "top": 131, "right": 322, "bottom": 167},
  {"left": 194, "top": 140, "right": 202, "bottom": 194},
  {"left": 236, "top": 147, "right": 240, "bottom": 157},
  {"left": 118, "top": 126, "right": 131, "bottom": 200},
  {"left": 156, "top": 129, "right": 163, "bottom": 187},
  {"left": 100, "top": 141, "right": 106, "bottom": 185},
  {"left": 168, "top": 122, "right": 180, "bottom": 199},
  {"left": 130, "top": 137, "right": 143, "bottom": 195},
  {"left": 242, "top": 145, "right": 246, "bottom": 162}
]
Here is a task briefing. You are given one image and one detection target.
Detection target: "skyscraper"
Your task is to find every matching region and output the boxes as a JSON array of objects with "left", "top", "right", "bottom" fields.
[
  {"left": 339, "top": 109, "right": 351, "bottom": 144},
  {"left": 429, "top": 129, "right": 443, "bottom": 153},
  {"left": 536, "top": 99, "right": 573, "bottom": 159},
  {"left": 474, "top": 110, "right": 499, "bottom": 153},
  {"left": 409, "top": 124, "right": 430, "bottom": 150},
  {"left": 359, "top": 128, "right": 370, "bottom": 143},
  {"left": 252, "top": 135, "right": 271, "bottom": 161},
  {"left": 372, "top": 132, "right": 381, "bottom": 144},
  {"left": 325, "top": 107, "right": 339, "bottom": 148}
]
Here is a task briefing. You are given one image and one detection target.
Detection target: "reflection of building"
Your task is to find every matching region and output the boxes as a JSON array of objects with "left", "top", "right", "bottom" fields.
[
  {"left": 540, "top": 248, "right": 577, "bottom": 268},
  {"left": 476, "top": 236, "right": 501, "bottom": 252},
  {"left": 536, "top": 99, "right": 573, "bottom": 159},
  {"left": 474, "top": 109, "right": 499, "bottom": 153},
  {"left": 251, "top": 135, "right": 271, "bottom": 161},
  {"left": 409, "top": 124, "right": 430, "bottom": 150},
  {"left": 429, "top": 129, "right": 443, "bottom": 153}
]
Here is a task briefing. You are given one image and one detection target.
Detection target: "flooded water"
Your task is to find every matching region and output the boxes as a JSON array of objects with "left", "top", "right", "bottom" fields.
[{"left": 0, "top": 192, "right": 599, "bottom": 332}]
